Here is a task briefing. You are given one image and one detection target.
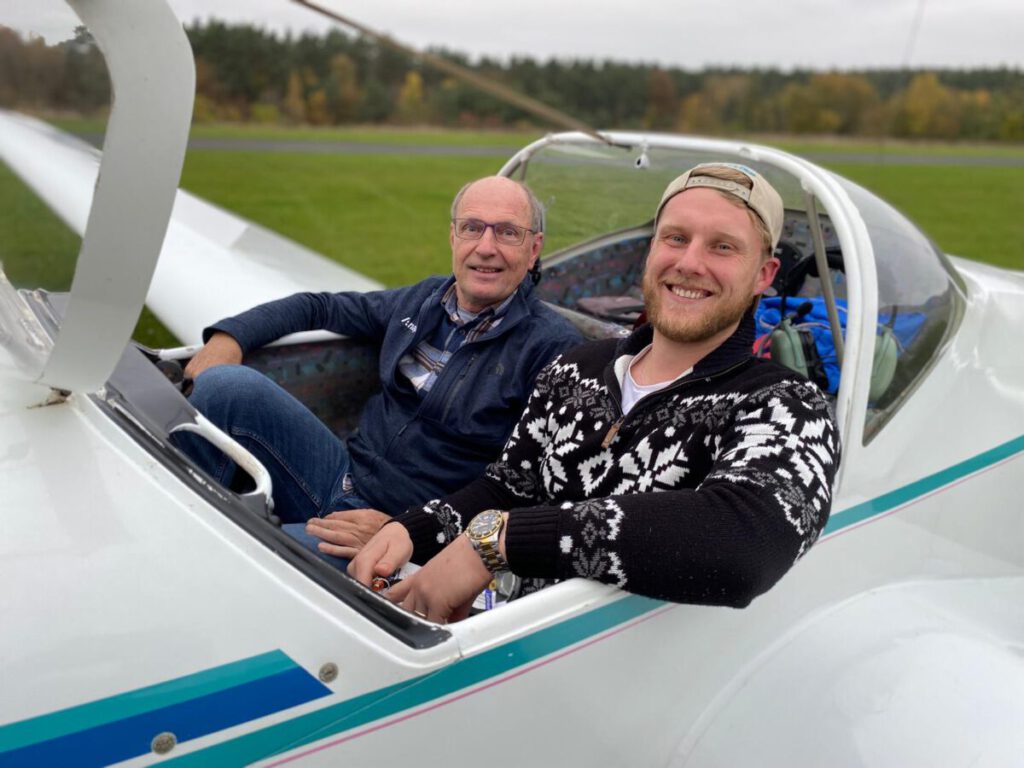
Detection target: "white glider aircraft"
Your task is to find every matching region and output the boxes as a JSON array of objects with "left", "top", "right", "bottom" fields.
[{"left": 2, "top": 1, "right": 1023, "bottom": 766}]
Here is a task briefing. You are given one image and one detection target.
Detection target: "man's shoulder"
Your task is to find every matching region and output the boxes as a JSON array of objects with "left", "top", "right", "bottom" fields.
[
  {"left": 534, "top": 336, "right": 619, "bottom": 381},
  {"left": 414, "top": 275, "right": 450, "bottom": 289},
  {"left": 527, "top": 303, "right": 583, "bottom": 338},
  {"left": 334, "top": 275, "right": 447, "bottom": 310},
  {"left": 404, "top": 275, "right": 449, "bottom": 299},
  {"left": 370, "top": 276, "right": 448, "bottom": 319},
  {"left": 735, "top": 356, "right": 823, "bottom": 388},
  {"left": 559, "top": 334, "right": 620, "bottom": 361},
  {"left": 726, "top": 357, "right": 836, "bottom": 414}
]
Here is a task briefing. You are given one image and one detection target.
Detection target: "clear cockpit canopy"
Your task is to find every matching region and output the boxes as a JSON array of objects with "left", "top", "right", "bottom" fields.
[
  {"left": 512, "top": 140, "right": 806, "bottom": 256},
  {"left": 511, "top": 135, "right": 964, "bottom": 443}
]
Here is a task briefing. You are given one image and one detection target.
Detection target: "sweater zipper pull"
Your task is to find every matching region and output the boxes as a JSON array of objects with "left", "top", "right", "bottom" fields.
[{"left": 601, "top": 416, "right": 624, "bottom": 449}]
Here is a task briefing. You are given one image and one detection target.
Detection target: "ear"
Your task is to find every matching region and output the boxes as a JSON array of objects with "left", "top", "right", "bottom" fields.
[
  {"left": 449, "top": 221, "right": 457, "bottom": 251},
  {"left": 528, "top": 231, "right": 544, "bottom": 268},
  {"left": 753, "top": 255, "right": 780, "bottom": 295}
]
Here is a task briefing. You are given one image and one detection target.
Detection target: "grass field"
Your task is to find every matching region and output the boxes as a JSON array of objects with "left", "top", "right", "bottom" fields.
[
  {"left": 43, "top": 115, "right": 1024, "bottom": 157},
  {"left": 771, "top": 137, "right": 1024, "bottom": 160},
  {"left": 2, "top": 123, "right": 1022, "bottom": 347},
  {"left": 45, "top": 116, "right": 542, "bottom": 149},
  {"left": 180, "top": 151, "right": 497, "bottom": 285},
  {"left": 827, "top": 163, "right": 1024, "bottom": 266}
]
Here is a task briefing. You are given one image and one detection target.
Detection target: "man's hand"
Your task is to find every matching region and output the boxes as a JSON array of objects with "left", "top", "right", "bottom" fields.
[
  {"left": 385, "top": 534, "right": 493, "bottom": 624},
  {"left": 184, "top": 332, "right": 243, "bottom": 379},
  {"left": 348, "top": 522, "right": 415, "bottom": 587},
  {"left": 306, "top": 508, "right": 391, "bottom": 559}
]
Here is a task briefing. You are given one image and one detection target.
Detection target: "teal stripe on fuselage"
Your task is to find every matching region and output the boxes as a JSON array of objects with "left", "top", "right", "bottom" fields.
[
  {"left": 9, "top": 434, "right": 1023, "bottom": 765},
  {"left": 823, "top": 432, "right": 1024, "bottom": 536},
  {"left": 164, "top": 595, "right": 664, "bottom": 766},
  {"left": 0, "top": 650, "right": 296, "bottom": 753},
  {"left": 170, "top": 432, "right": 1024, "bottom": 766}
]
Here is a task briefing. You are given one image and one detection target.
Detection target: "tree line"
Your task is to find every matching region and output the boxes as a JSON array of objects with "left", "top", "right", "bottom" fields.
[{"left": 2, "top": 21, "right": 1023, "bottom": 142}]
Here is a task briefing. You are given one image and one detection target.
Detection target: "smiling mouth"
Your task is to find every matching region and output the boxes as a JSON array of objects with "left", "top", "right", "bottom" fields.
[
  {"left": 470, "top": 266, "right": 503, "bottom": 274},
  {"left": 667, "top": 285, "right": 712, "bottom": 299}
]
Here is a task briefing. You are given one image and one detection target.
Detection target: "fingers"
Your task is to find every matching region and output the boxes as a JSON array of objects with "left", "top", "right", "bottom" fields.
[
  {"left": 347, "top": 537, "right": 392, "bottom": 586},
  {"left": 380, "top": 535, "right": 493, "bottom": 624},
  {"left": 386, "top": 579, "right": 437, "bottom": 623},
  {"left": 449, "top": 600, "right": 473, "bottom": 623},
  {"left": 323, "top": 508, "right": 391, "bottom": 541},
  {"left": 348, "top": 553, "right": 395, "bottom": 586},
  {"left": 386, "top": 578, "right": 411, "bottom": 603},
  {"left": 347, "top": 556, "right": 370, "bottom": 586},
  {"left": 347, "top": 552, "right": 376, "bottom": 586},
  {"left": 182, "top": 358, "right": 203, "bottom": 381},
  {"left": 306, "top": 518, "right": 379, "bottom": 557},
  {"left": 311, "top": 510, "right": 390, "bottom": 549},
  {"left": 324, "top": 508, "right": 359, "bottom": 521},
  {"left": 346, "top": 523, "right": 413, "bottom": 587},
  {"left": 375, "top": 556, "right": 400, "bottom": 581},
  {"left": 316, "top": 542, "right": 360, "bottom": 559},
  {"left": 306, "top": 518, "right": 363, "bottom": 547},
  {"left": 183, "top": 350, "right": 214, "bottom": 380}
]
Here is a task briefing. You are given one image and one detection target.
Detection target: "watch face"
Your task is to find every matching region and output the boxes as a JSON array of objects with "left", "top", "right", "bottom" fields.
[{"left": 469, "top": 510, "right": 501, "bottom": 539}]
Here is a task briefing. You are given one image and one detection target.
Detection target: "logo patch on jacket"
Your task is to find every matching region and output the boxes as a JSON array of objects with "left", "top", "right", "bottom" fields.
[{"left": 400, "top": 317, "right": 417, "bottom": 333}]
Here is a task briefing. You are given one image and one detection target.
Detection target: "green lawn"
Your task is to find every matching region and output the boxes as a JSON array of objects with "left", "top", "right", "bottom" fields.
[
  {"left": 0, "top": 162, "right": 79, "bottom": 291},
  {"left": 45, "top": 115, "right": 1024, "bottom": 157},
  {"left": 824, "top": 163, "right": 1024, "bottom": 268},
  {"left": 45, "top": 115, "right": 542, "bottom": 148},
  {"left": 180, "top": 151, "right": 499, "bottom": 286},
  {"left": 2, "top": 126, "right": 1021, "bottom": 348},
  {"left": 766, "top": 136, "right": 1024, "bottom": 160}
]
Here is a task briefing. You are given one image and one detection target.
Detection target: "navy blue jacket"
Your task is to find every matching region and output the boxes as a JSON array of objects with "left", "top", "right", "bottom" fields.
[{"left": 208, "top": 276, "right": 582, "bottom": 514}]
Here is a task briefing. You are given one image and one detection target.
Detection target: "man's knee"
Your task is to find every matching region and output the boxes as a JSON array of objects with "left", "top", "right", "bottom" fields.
[{"left": 189, "top": 364, "right": 276, "bottom": 415}]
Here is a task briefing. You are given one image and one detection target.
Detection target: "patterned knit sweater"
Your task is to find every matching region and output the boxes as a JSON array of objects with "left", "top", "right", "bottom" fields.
[{"left": 395, "top": 316, "right": 841, "bottom": 607}]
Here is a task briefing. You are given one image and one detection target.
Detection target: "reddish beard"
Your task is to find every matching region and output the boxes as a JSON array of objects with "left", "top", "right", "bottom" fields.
[{"left": 642, "top": 269, "right": 754, "bottom": 343}]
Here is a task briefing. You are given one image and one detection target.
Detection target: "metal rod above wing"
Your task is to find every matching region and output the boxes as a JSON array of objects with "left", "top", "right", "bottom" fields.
[{"left": 291, "top": 0, "right": 614, "bottom": 146}]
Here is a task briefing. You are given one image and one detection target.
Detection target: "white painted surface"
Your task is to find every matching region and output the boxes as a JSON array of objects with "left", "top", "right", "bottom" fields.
[{"left": 39, "top": 0, "right": 194, "bottom": 392}]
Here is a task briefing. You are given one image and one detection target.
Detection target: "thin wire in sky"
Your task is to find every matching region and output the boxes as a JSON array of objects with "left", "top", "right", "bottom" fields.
[{"left": 902, "top": 0, "right": 928, "bottom": 66}]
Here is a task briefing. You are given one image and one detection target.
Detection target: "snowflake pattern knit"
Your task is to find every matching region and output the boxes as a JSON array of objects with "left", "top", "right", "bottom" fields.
[{"left": 395, "top": 319, "right": 841, "bottom": 607}]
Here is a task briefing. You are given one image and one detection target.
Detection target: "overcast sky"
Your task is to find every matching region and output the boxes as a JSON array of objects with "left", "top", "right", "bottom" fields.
[{"left": 6, "top": 0, "right": 1023, "bottom": 70}]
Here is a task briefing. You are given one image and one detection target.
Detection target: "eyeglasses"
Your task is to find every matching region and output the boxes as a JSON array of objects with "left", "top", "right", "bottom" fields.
[{"left": 452, "top": 218, "right": 536, "bottom": 246}]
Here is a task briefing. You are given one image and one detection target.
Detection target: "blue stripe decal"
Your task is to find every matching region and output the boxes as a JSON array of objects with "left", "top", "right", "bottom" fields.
[
  {"left": 167, "top": 433, "right": 1024, "bottom": 766},
  {"left": 0, "top": 657, "right": 330, "bottom": 767},
  {"left": 823, "top": 433, "right": 1024, "bottom": 536},
  {"left": 6, "top": 435, "right": 1021, "bottom": 766},
  {"left": 0, "top": 650, "right": 295, "bottom": 753},
  {"left": 164, "top": 595, "right": 663, "bottom": 766}
]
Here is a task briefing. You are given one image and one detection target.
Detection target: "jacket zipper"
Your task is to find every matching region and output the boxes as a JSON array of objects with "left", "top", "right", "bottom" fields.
[
  {"left": 434, "top": 309, "right": 524, "bottom": 422},
  {"left": 390, "top": 287, "right": 537, "bottom": 449},
  {"left": 380, "top": 286, "right": 529, "bottom": 458},
  {"left": 441, "top": 352, "right": 478, "bottom": 423},
  {"left": 600, "top": 358, "right": 751, "bottom": 449}
]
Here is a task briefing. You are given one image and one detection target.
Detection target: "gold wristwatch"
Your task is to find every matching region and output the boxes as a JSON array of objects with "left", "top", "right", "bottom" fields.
[{"left": 465, "top": 509, "right": 509, "bottom": 573}]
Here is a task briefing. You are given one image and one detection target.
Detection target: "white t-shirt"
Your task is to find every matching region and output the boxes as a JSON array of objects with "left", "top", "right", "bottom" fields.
[{"left": 616, "top": 344, "right": 692, "bottom": 415}]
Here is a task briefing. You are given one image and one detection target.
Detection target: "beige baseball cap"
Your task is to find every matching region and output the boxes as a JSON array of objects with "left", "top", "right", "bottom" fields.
[{"left": 655, "top": 162, "right": 784, "bottom": 252}]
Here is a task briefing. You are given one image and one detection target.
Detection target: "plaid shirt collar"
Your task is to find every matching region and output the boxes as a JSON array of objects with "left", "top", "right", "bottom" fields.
[{"left": 440, "top": 281, "right": 518, "bottom": 327}]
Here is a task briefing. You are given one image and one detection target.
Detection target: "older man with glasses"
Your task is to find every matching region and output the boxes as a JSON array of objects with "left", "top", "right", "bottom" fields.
[{"left": 176, "top": 176, "right": 581, "bottom": 564}]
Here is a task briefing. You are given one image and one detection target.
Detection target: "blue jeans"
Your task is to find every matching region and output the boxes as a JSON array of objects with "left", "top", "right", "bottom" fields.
[
  {"left": 280, "top": 523, "right": 352, "bottom": 570},
  {"left": 175, "top": 365, "right": 369, "bottom": 527}
]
